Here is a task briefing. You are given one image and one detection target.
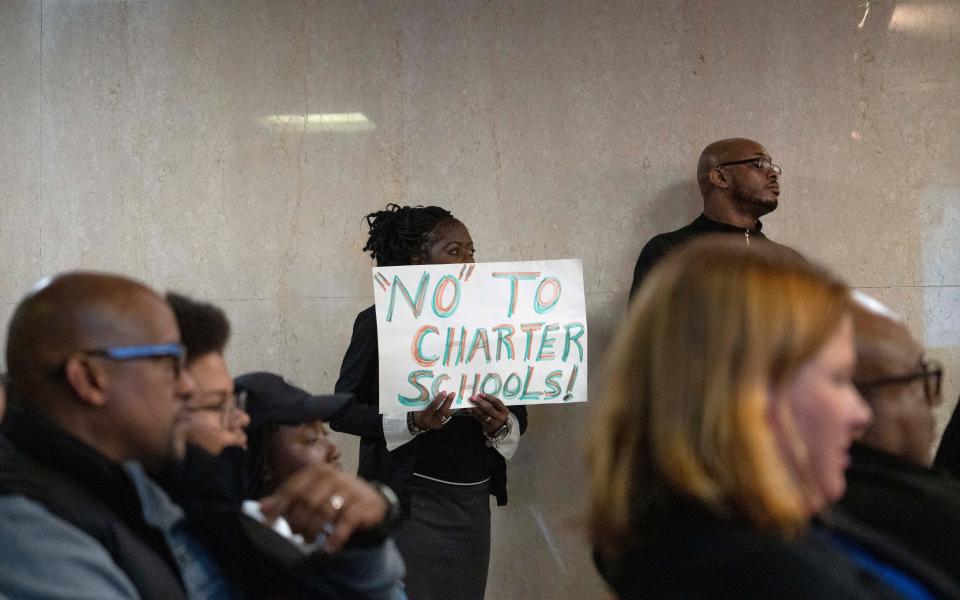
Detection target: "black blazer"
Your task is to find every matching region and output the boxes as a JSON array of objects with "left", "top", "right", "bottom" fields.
[{"left": 329, "top": 306, "right": 527, "bottom": 513}]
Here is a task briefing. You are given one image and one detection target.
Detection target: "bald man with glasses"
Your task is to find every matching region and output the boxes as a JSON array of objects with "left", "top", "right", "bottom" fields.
[
  {"left": 629, "top": 137, "right": 802, "bottom": 300},
  {"left": 834, "top": 292, "right": 960, "bottom": 579},
  {"left": 0, "top": 272, "right": 223, "bottom": 599},
  {"left": 0, "top": 273, "right": 405, "bottom": 600}
]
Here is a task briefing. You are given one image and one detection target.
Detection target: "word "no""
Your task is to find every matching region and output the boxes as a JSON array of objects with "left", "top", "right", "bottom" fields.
[{"left": 385, "top": 272, "right": 462, "bottom": 322}]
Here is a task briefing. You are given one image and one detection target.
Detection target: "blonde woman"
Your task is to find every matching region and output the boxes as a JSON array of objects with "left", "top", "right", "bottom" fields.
[{"left": 588, "top": 237, "right": 959, "bottom": 600}]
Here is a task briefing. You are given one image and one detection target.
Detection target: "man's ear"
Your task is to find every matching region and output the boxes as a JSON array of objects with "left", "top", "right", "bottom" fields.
[
  {"left": 64, "top": 355, "right": 109, "bottom": 407},
  {"left": 708, "top": 167, "right": 730, "bottom": 189}
]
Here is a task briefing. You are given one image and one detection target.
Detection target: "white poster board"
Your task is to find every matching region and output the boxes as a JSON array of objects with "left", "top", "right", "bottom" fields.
[{"left": 372, "top": 259, "right": 588, "bottom": 414}]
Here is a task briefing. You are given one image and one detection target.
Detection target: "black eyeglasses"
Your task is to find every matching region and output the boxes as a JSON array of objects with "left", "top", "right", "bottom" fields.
[
  {"left": 83, "top": 343, "right": 186, "bottom": 376},
  {"left": 716, "top": 157, "right": 782, "bottom": 177},
  {"left": 855, "top": 359, "right": 943, "bottom": 406}
]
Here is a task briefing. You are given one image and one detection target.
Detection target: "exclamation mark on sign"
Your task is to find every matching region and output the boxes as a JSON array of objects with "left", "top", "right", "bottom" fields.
[{"left": 562, "top": 364, "right": 579, "bottom": 401}]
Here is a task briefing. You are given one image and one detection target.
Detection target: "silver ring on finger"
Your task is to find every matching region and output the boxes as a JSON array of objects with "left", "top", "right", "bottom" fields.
[
  {"left": 484, "top": 415, "right": 492, "bottom": 423},
  {"left": 440, "top": 415, "right": 452, "bottom": 425},
  {"left": 329, "top": 494, "right": 345, "bottom": 512}
]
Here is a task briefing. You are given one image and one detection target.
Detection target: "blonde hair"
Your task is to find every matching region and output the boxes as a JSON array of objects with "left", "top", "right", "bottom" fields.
[{"left": 587, "top": 236, "right": 850, "bottom": 556}]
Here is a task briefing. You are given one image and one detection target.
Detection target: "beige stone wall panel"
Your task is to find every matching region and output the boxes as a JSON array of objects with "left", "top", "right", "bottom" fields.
[{"left": 3, "top": 1, "right": 960, "bottom": 598}]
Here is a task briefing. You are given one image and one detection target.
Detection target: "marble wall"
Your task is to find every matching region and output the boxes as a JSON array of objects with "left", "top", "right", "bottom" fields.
[{"left": 2, "top": 1, "right": 959, "bottom": 598}]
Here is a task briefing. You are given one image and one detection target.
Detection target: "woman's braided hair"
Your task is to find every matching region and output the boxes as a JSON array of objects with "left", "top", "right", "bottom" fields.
[{"left": 363, "top": 203, "right": 458, "bottom": 266}]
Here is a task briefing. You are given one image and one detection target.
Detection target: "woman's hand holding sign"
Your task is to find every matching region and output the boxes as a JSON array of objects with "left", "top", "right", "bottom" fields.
[
  {"left": 469, "top": 393, "right": 510, "bottom": 434},
  {"left": 412, "top": 390, "right": 455, "bottom": 431}
]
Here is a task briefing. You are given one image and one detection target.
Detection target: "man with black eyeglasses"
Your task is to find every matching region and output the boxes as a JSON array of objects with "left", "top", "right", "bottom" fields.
[
  {"left": 835, "top": 292, "right": 960, "bottom": 578},
  {"left": 629, "top": 137, "right": 802, "bottom": 300}
]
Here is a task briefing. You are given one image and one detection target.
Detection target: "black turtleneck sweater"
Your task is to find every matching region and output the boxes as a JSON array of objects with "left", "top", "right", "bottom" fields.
[{"left": 628, "top": 213, "right": 802, "bottom": 300}]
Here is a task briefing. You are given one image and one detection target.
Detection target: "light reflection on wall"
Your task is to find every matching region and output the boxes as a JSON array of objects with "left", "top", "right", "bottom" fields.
[
  {"left": 260, "top": 112, "right": 376, "bottom": 132},
  {"left": 858, "top": 1, "right": 871, "bottom": 29},
  {"left": 889, "top": 2, "right": 960, "bottom": 38}
]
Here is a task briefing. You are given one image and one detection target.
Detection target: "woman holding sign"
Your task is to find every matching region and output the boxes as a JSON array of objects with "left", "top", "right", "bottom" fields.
[{"left": 330, "top": 204, "right": 528, "bottom": 600}]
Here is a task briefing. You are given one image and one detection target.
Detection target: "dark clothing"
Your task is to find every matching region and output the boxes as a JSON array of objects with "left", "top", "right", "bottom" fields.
[
  {"left": 0, "top": 407, "right": 189, "bottom": 600},
  {"left": 162, "top": 434, "right": 405, "bottom": 600},
  {"left": 824, "top": 510, "right": 960, "bottom": 599},
  {"left": 411, "top": 414, "right": 500, "bottom": 483},
  {"left": 329, "top": 305, "right": 527, "bottom": 514},
  {"left": 838, "top": 443, "right": 960, "bottom": 578},
  {"left": 393, "top": 476, "right": 491, "bottom": 600},
  {"left": 935, "top": 407, "right": 960, "bottom": 478},
  {"left": 0, "top": 406, "right": 402, "bottom": 600},
  {"left": 629, "top": 213, "right": 802, "bottom": 300},
  {"left": 596, "top": 501, "right": 959, "bottom": 600},
  {"left": 331, "top": 305, "right": 526, "bottom": 599}
]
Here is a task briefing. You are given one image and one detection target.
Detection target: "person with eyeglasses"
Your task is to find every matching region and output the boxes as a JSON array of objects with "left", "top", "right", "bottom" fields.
[
  {"left": 166, "top": 292, "right": 407, "bottom": 600},
  {"left": 835, "top": 291, "right": 960, "bottom": 579},
  {"left": 166, "top": 292, "right": 252, "bottom": 456},
  {"left": 591, "top": 241, "right": 960, "bottom": 600},
  {"left": 0, "top": 272, "right": 234, "bottom": 599},
  {"left": 0, "top": 274, "right": 405, "bottom": 600},
  {"left": 628, "top": 137, "right": 802, "bottom": 300}
]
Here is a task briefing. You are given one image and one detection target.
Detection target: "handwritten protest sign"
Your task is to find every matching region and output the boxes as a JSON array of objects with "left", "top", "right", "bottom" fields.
[{"left": 372, "top": 259, "right": 588, "bottom": 414}]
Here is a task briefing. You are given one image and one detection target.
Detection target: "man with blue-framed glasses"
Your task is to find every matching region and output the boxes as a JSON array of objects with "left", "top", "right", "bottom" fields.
[
  {"left": 629, "top": 137, "right": 802, "bottom": 300},
  {"left": 0, "top": 273, "right": 405, "bottom": 600},
  {"left": 0, "top": 271, "right": 227, "bottom": 598}
]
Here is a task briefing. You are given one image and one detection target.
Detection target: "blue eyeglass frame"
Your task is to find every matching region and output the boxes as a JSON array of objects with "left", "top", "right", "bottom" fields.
[{"left": 85, "top": 343, "right": 186, "bottom": 375}]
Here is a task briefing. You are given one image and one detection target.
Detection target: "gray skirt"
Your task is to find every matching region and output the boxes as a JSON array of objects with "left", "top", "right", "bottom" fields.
[{"left": 393, "top": 475, "right": 491, "bottom": 600}]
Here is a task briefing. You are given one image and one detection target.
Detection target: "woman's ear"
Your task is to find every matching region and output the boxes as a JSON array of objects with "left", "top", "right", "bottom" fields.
[{"left": 64, "top": 354, "right": 109, "bottom": 407}]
